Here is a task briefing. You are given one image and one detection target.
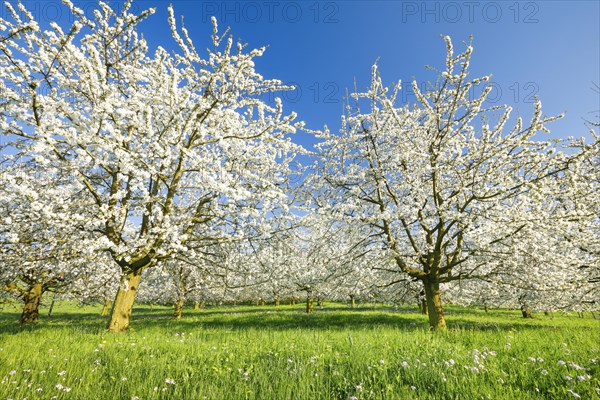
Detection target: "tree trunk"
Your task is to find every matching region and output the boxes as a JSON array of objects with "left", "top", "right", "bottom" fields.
[
  {"left": 275, "top": 294, "right": 280, "bottom": 306},
  {"left": 48, "top": 293, "right": 57, "bottom": 318},
  {"left": 101, "top": 299, "right": 111, "bottom": 316},
  {"left": 107, "top": 269, "right": 143, "bottom": 332},
  {"left": 484, "top": 305, "right": 489, "bottom": 313},
  {"left": 420, "top": 299, "right": 428, "bottom": 315},
  {"left": 306, "top": 292, "right": 313, "bottom": 314},
  {"left": 418, "top": 289, "right": 427, "bottom": 314},
  {"left": 521, "top": 304, "right": 532, "bottom": 318},
  {"left": 194, "top": 301, "right": 199, "bottom": 310},
  {"left": 173, "top": 297, "right": 184, "bottom": 320},
  {"left": 20, "top": 283, "right": 44, "bottom": 324},
  {"left": 350, "top": 294, "right": 356, "bottom": 308},
  {"left": 423, "top": 279, "right": 446, "bottom": 330}
]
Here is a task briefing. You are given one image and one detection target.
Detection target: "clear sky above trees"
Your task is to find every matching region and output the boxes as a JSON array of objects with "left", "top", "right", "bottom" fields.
[{"left": 3, "top": 0, "right": 597, "bottom": 150}]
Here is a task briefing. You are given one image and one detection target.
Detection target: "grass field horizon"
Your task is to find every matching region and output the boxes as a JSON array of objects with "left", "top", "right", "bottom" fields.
[{"left": 1, "top": 302, "right": 598, "bottom": 399}]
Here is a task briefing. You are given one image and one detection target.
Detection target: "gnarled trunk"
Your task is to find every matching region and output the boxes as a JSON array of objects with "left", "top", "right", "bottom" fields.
[
  {"left": 20, "top": 283, "right": 44, "bottom": 324},
  {"left": 173, "top": 297, "right": 185, "bottom": 320},
  {"left": 423, "top": 278, "right": 446, "bottom": 330},
  {"left": 107, "top": 269, "right": 143, "bottom": 332}
]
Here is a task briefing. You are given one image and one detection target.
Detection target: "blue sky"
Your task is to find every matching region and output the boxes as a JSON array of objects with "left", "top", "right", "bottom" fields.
[{"left": 6, "top": 0, "right": 600, "bottom": 148}]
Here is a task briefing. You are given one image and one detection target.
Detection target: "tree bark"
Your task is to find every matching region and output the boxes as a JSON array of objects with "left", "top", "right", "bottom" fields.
[
  {"left": 194, "top": 301, "right": 199, "bottom": 310},
  {"left": 306, "top": 291, "right": 313, "bottom": 314},
  {"left": 173, "top": 297, "right": 184, "bottom": 320},
  {"left": 350, "top": 294, "right": 356, "bottom": 308},
  {"left": 423, "top": 279, "right": 446, "bottom": 330},
  {"left": 101, "top": 299, "right": 111, "bottom": 316},
  {"left": 20, "top": 283, "right": 44, "bottom": 324},
  {"left": 107, "top": 269, "right": 143, "bottom": 332},
  {"left": 521, "top": 304, "right": 532, "bottom": 318},
  {"left": 275, "top": 294, "right": 280, "bottom": 307}
]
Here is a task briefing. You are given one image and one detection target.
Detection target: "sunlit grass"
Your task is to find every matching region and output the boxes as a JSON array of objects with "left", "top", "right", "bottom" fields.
[{"left": 0, "top": 302, "right": 598, "bottom": 399}]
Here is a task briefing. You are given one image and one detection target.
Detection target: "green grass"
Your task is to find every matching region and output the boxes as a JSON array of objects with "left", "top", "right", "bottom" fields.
[{"left": 0, "top": 302, "right": 598, "bottom": 399}]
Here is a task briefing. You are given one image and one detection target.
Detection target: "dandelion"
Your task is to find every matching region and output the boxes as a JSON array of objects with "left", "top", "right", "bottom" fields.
[
  {"left": 411, "top": 386, "right": 417, "bottom": 390},
  {"left": 121, "top": 377, "right": 128, "bottom": 381},
  {"left": 63, "top": 387, "right": 71, "bottom": 392},
  {"left": 57, "top": 370, "right": 66, "bottom": 376},
  {"left": 350, "top": 397, "right": 358, "bottom": 400},
  {"left": 557, "top": 360, "right": 566, "bottom": 365},
  {"left": 379, "top": 359, "right": 385, "bottom": 365},
  {"left": 8, "top": 370, "right": 16, "bottom": 376},
  {"left": 541, "top": 369, "right": 548, "bottom": 375},
  {"left": 56, "top": 384, "right": 64, "bottom": 390},
  {"left": 576, "top": 375, "right": 590, "bottom": 381},
  {"left": 402, "top": 361, "right": 410, "bottom": 368},
  {"left": 565, "top": 375, "right": 573, "bottom": 381},
  {"left": 566, "top": 389, "right": 581, "bottom": 399},
  {"left": 165, "top": 378, "right": 175, "bottom": 385},
  {"left": 355, "top": 385, "right": 363, "bottom": 391}
]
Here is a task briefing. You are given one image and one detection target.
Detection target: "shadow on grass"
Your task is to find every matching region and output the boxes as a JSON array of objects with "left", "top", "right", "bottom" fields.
[{"left": 1, "top": 303, "right": 595, "bottom": 335}]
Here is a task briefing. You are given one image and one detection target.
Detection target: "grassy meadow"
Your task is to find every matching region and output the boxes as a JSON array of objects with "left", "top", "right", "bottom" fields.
[{"left": 0, "top": 301, "right": 598, "bottom": 399}]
